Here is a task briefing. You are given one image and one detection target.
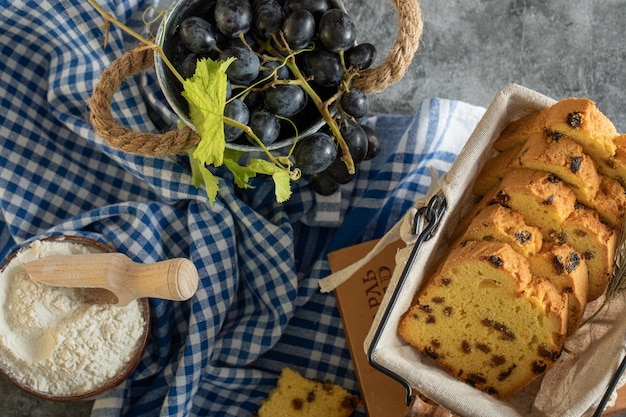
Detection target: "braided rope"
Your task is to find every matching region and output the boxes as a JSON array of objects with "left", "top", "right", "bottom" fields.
[
  {"left": 89, "top": 0, "right": 423, "bottom": 156},
  {"left": 90, "top": 47, "right": 199, "bottom": 155},
  {"left": 352, "top": 0, "right": 423, "bottom": 93}
]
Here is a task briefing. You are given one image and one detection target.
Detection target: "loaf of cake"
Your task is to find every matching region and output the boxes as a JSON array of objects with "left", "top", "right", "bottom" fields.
[
  {"left": 256, "top": 368, "right": 359, "bottom": 417},
  {"left": 399, "top": 97, "right": 625, "bottom": 400},
  {"left": 398, "top": 241, "right": 568, "bottom": 399}
]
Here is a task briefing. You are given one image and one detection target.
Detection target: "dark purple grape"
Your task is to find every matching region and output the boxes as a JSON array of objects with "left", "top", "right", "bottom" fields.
[
  {"left": 247, "top": 109, "right": 281, "bottom": 145},
  {"left": 311, "top": 171, "right": 340, "bottom": 195},
  {"left": 283, "top": 0, "right": 330, "bottom": 20},
  {"left": 346, "top": 43, "right": 376, "bottom": 70},
  {"left": 219, "top": 47, "right": 260, "bottom": 84},
  {"left": 258, "top": 60, "right": 290, "bottom": 81},
  {"left": 243, "top": 90, "right": 264, "bottom": 110},
  {"left": 176, "top": 53, "right": 200, "bottom": 79},
  {"left": 282, "top": 9, "right": 315, "bottom": 50},
  {"left": 325, "top": 157, "right": 357, "bottom": 184},
  {"left": 340, "top": 88, "right": 369, "bottom": 119},
  {"left": 318, "top": 9, "right": 356, "bottom": 52},
  {"left": 224, "top": 99, "right": 250, "bottom": 142},
  {"left": 215, "top": 0, "right": 253, "bottom": 37},
  {"left": 362, "top": 124, "right": 380, "bottom": 160},
  {"left": 339, "top": 120, "right": 368, "bottom": 163},
  {"left": 179, "top": 17, "right": 217, "bottom": 53},
  {"left": 294, "top": 132, "right": 337, "bottom": 174},
  {"left": 254, "top": 0, "right": 285, "bottom": 38},
  {"left": 301, "top": 48, "right": 343, "bottom": 87},
  {"left": 264, "top": 84, "right": 307, "bottom": 117}
]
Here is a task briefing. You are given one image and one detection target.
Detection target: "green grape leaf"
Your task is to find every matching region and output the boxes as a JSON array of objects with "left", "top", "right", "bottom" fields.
[
  {"left": 182, "top": 57, "right": 234, "bottom": 168},
  {"left": 224, "top": 158, "right": 257, "bottom": 189},
  {"left": 188, "top": 149, "right": 219, "bottom": 206},
  {"left": 271, "top": 168, "right": 292, "bottom": 203},
  {"left": 248, "top": 159, "right": 292, "bottom": 203}
]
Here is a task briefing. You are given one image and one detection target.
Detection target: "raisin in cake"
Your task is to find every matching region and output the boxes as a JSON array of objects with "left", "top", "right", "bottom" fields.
[
  {"left": 257, "top": 368, "right": 359, "bottom": 417},
  {"left": 398, "top": 241, "right": 568, "bottom": 399}
]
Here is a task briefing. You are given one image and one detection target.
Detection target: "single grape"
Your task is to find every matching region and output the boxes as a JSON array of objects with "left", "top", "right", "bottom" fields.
[
  {"left": 264, "top": 84, "right": 308, "bottom": 117},
  {"left": 282, "top": 9, "right": 315, "bottom": 50},
  {"left": 176, "top": 53, "right": 200, "bottom": 79},
  {"left": 254, "top": 0, "right": 285, "bottom": 39},
  {"left": 318, "top": 9, "right": 356, "bottom": 52},
  {"left": 258, "top": 60, "right": 290, "bottom": 82},
  {"left": 219, "top": 47, "right": 260, "bottom": 84},
  {"left": 243, "top": 90, "right": 264, "bottom": 111},
  {"left": 215, "top": 0, "right": 253, "bottom": 37},
  {"left": 362, "top": 124, "right": 380, "bottom": 160},
  {"left": 325, "top": 157, "right": 357, "bottom": 184},
  {"left": 301, "top": 48, "right": 343, "bottom": 87},
  {"left": 179, "top": 17, "right": 217, "bottom": 53},
  {"left": 283, "top": 0, "right": 330, "bottom": 20},
  {"left": 223, "top": 99, "right": 250, "bottom": 142},
  {"left": 345, "top": 43, "right": 377, "bottom": 70},
  {"left": 247, "top": 109, "right": 281, "bottom": 145},
  {"left": 340, "top": 88, "right": 369, "bottom": 119},
  {"left": 294, "top": 132, "right": 337, "bottom": 174},
  {"left": 339, "top": 120, "right": 368, "bottom": 163},
  {"left": 311, "top": 171, "right": 340, "bottom": 196}
]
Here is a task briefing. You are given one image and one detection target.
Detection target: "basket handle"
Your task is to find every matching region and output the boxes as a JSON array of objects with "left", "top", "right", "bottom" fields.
[
  {"left": 353, "top": 0, "right": 423, "bottom": 93},
  {"left": 89, "top": 0, "right": 423, "bottom": 156},
  {"left": 89, "top": 47, "right": 200, "bottom": 156}
]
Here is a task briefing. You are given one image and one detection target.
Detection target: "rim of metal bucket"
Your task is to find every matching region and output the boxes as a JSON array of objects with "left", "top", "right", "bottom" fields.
[{"left": 154, "top": 0, "right": 348, "bottom": 153}]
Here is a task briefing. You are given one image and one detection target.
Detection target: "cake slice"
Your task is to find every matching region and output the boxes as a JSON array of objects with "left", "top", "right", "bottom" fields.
[
  {"left": 543, "top": 98, "right": 617, "bottom": 162},
  {"left": 492, "top": 168, "right": 577, "bottom": 237},
  {"left": 257, "top": 368, "right": 359, "bottom": 417},
  {"left": 459, "top": 204, "right": 543, "bottom": 257},
  {"left": 399, "top": 241, "right": 568, "bottom": 399},
  {"left": 493, "top": 108, "right": 549, "bottom": 152},
  {"left": 598, "top": 133, "right": 626, "bottom": 186},
  {"left": 528, "top": 243, "right": 589, "bottom": 335},
  {"left": 593, "top": 175, "right": 626, "bottom": 230},
  {"left": 473, "top": 146, "right": 521, "bottom": 196},
  {"left": 557, "top": 205, "right": 616, "bottom": 301},
  {"left": 514, "top": 133, "right": 600, "bottom": 206}
]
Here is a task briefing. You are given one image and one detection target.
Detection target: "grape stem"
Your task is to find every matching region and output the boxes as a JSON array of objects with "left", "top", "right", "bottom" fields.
[
  {"left": 284, "top": 57, "right": 356, "bottom": 175},
  {"left": 88, "top": 0, "right": 185, "bottom": 85}
]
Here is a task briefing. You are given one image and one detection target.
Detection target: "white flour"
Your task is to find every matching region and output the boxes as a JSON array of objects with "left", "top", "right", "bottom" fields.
[{"left": 0, "top": 239, "right": 147, "bottom": 396}]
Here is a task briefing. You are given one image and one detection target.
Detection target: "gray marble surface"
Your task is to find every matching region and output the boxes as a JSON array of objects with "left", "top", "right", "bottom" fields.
[{"left": 2, "top": 0, "right": 625, "bottom": 416}]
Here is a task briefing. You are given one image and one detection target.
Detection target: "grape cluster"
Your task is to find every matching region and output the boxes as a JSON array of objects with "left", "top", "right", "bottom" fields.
[{"left": 168, "top": 0, "right": 380, "bottom": 195}]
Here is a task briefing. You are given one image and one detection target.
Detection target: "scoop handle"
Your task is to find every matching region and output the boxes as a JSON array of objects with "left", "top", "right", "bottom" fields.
[
  {"left": 122, "top": 256, "right": 199, "bottom": 302},
  {"left": 24, "top": 253, "right": 199, "bottom": 303}
]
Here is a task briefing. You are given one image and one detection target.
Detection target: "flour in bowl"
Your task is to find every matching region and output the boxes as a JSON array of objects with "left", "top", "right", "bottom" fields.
[{"left": 0, "top": 239, "right": 147, "bottom": 396}]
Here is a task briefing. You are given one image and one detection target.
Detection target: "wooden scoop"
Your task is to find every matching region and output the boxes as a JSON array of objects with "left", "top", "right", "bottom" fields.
[{"left": 23, "top": 253, "right": 199, "bottom": 306}]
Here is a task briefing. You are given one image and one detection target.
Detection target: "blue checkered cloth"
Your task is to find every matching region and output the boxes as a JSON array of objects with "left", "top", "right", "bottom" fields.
[{"left": 0, "top": 1, "right": 485, "bottom": 415}]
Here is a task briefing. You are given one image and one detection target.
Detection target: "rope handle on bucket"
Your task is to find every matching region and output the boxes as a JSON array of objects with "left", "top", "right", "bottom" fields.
[{"left": 89, "top": 0, "right": 424, "bottom": 156}]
